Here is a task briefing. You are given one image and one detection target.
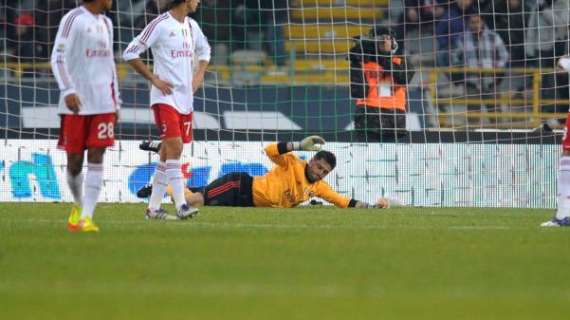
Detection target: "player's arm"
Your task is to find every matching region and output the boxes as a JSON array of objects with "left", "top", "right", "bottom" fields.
[
  {"left": 50, "top": 12, "right": 80, "bottom": 113},
  {"left": 193, "top": 60, "right": 209, "bottom": 93},
  {"left": 264, "top": 136, "right": 326, "bottom": 167},
  {"left": 192, "top": 21, "right": 211, "bottom": 93},
  {"left": 122, "top": 20, "right": 173, "bottom": 95},
  {"left": 316, "top": 182, "right": 394, "bottom": 209},
  {"left": 104, "top": 17, "right": 121, "bottom": 114}
]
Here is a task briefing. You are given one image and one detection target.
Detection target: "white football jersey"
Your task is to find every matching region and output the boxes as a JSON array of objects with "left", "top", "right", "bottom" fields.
[
  {"left": 51, "top": 6, "right": 120, "bottom": 115},
  {"left": 123, "top": 12, "right": 211, "bottom": 115}
]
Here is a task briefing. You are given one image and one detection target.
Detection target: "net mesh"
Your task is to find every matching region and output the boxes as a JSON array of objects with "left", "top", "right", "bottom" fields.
[{"left": 0, "top": 0, "right": 568, "bottom": 207}]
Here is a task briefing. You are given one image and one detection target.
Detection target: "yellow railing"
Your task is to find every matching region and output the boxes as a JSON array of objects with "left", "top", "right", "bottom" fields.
[
  {"left": 1, "top": 62, "right": 133, "bottom": 80},
  {"left": 428, "top": 67, "right": 569, "bottom": 128},
  {"left": 2, "top": 62, "right": 568, "bottom": 129},
  {"left": 0, "top": 61, "right": 349, "bottom": 85}
]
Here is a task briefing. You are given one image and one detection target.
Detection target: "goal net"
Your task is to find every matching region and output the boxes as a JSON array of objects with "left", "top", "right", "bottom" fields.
[{"left": 0, "top": 0, "right": 567, "bottom": 207}]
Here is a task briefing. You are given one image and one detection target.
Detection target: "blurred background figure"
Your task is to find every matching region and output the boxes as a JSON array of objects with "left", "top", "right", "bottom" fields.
[
  {"left": 395, "top": 0, "right": 445, "bottom": 40},
  {"left": 451, "top": 14, "right": 509, "bottom": 126},
  {"left": 526, "top": 0, "right": 570, "bottom": 116},
  {"left": 436, "top": 0, "right": 475, "bottom": 68},
  {"left": 349, "top": 26, "right": 415, "bottom": 142}
]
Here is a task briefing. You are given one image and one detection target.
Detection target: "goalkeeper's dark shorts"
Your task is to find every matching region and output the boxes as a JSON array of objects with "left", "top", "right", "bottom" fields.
[{"left": 192, "top": 172, "right": 254, "bottom": 207}]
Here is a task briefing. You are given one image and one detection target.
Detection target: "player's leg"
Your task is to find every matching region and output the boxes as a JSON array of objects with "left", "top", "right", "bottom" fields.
[
  {"left": 150, "top": 104, "right": 197, "bottom": 220},
  {"left": 145, "top": 143, "right": 169, "bottom": 218},
  {"left": 58, "top": 114, "right": 87, "bottom": 231},
  {"left": 74, "top": 113, "right": 117, "bottom": 232},
  {"left": 80, "top": 147, "right": 105, "bottom": 224},
  {"left": 164, "top": 185, "right": 206, "bottom": 207},
  {"left": 138, "top": 140, "right": 177, "bottom": 218},
  {"left": 186, "top": 191, "right": 205, "bottom": 207},
  {"left": 66, "top": 152, "right": 84, "bottom": 207},
  {"left": 160, "top": 136, "right": 196, "bottom": 217},
  {"left": 542, "top": 116, "right": 570, "bottom": 227},
  {"left": 137, "top": 182, "right": 205, "bottom": 207},
  {"left": 145, "top": 105, "right": 175, "bottom": 218},
  {"left": 66, "top": 152, "right": 85, "bottom": 231},
  {"left": 201, "top": 172, "right": 254, "bottom": 207},
  {"left": 139, "top": 182, "right": 207, "bottom": 207}
]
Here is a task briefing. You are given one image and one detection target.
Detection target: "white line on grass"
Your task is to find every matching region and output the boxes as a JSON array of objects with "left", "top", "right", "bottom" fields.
[{"left": 4, "top": 218, "right": 517, "bottom": 230}]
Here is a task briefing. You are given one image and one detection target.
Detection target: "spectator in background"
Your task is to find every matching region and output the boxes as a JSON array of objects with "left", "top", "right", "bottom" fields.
[
  {"left": 2, "top": 4, "right": 18, "bottom": 49},
  {"left": 435, "top": 0, "right": 475, "bottom": 67},
  {"left": 493, "top": 0, "right": 529, "bottom": 68},
  {"left": 452, "top": 14, "right": 509, "bottom": 125},
  {"left": 14, "top": 13, "right": 48, "bottom": 75},
  {"left": 35, "top": 0, "right": 78, "bottom": 59},
  {"left": 349, "top": 26, "right": 415, "bottom": 142},
  {"left": 525, "top": 0, "right": 570, "bottom": 115},
  {"left": 526, "top": 0, "right": 569, "bottom": 67},
  {"left": 232, "top": 0, "right": 263, "bottom": 51},
  {"left": 395, "top": 0, "right": 445, "bottom": 39},
  {"left": 491, "top": 0, "right": 530, "bottom": 96}
]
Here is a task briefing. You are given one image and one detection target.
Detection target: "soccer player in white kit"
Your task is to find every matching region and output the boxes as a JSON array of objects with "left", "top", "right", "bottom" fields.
[
  {"left": 123, "top": 0, "right": 210, "bottom": 220},
  {"left": 542, "top": 55, "right": 570, "bottom": 227},
  {"left": 51, "top": 0, "right": 120, "bottom": 232}
]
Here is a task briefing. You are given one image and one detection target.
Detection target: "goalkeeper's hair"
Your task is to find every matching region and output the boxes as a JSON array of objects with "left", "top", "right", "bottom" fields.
[{"left": 314, "top": 151, "right": 336, "bottom": 170}]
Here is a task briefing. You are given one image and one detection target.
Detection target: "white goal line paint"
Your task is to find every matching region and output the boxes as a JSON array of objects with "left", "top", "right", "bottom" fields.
[{"left": 8, "top": 218, "right": 517, "bottom": 231}]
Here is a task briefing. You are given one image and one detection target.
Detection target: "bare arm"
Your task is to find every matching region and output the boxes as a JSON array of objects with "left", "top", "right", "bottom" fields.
[{"left": 192, "top": 60, "right": 209, "bottom": 93}]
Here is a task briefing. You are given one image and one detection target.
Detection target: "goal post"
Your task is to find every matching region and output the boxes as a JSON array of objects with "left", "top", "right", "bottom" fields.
[{"left": 0, "top": 0, "right": 566, "bottom": 207}]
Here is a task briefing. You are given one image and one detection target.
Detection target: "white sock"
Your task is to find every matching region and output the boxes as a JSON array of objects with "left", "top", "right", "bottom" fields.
[
  {"left": 556, "top": 156, "right": 570, "bottom": 219},
  {"left": 66, "top": 171, "right": 83, "bottom": 206},
  {"left": 148, "top": 162, "right": 167, "bottom": 211},
  {"left": 165, "top": 159, "right": 187, "bottom": 209},
  {"left": 81, "top": 163, "right": 103, "bottom": 219}
]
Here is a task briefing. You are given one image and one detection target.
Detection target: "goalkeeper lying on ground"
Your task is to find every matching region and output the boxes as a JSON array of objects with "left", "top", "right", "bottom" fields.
[{"left": 138, "top": 136, "right": 400, "bottom": 213}]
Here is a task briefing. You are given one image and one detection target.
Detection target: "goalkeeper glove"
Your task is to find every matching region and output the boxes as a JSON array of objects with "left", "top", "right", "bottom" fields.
[
  {"left": 374, "top": 196, "right": 405, "bottom": 209},
  {"left": 293, "top": 135, "right": 326, "bottom": 151}
]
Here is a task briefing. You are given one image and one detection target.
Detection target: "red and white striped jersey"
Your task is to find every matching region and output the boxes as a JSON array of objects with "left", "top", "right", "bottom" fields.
[
  {"left": 123, "top": 12, "right": 211, "bottom": 115},
  {"left": 50, "top": 6, "right": 120, "bottom": 115}
]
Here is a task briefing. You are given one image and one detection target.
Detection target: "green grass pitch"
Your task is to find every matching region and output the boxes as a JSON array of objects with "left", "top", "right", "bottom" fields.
[{"left": 0, "top": 203, "right": 568, "bottom": 319}]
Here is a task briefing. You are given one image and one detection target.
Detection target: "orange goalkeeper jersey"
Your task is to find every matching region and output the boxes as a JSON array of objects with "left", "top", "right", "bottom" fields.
[{"left": 251, "top": 143, "right": 351, "bottom": 208}]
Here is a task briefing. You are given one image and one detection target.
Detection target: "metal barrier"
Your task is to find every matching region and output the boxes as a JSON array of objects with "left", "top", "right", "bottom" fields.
[
  {"left": 428, "top": 67, "right": 570, "bottom": 128},
  {"left": 2, "top": 62, "right": 569, "bottom": 129}
]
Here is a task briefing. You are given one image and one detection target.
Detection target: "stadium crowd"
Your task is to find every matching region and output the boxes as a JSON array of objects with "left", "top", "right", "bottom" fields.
[{"left": 394, "top": 0, "right": 569, "bottom": 119}]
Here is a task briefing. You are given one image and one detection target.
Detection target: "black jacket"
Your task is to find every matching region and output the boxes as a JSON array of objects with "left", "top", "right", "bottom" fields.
[{"left": 348, "top": 44, "right": 414, "bottom": 98}]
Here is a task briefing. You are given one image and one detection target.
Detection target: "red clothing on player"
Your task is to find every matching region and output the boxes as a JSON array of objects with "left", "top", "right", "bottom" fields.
[
  {"left": 562, "top": 116, "right": 570, "bottom": 151},
  {"left": 152, "top": 103, "right": 193, "bottom": 143},
  {"left": 58, "top": 113, "right": 117, "bottom": 154}
]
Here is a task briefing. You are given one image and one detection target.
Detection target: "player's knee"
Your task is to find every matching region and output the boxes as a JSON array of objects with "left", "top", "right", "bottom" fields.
[
  {"left": 162, "top": 139, "right": 183, "bottom": 158},
  {"left": 66, "top": 153, "right": 83, "bottom": 176},
  {"left": 67, "top": 163, "right": 82, "bottom": 176},
  {"left": 87, "top": 148, "right": 106, "bottom": 164}
]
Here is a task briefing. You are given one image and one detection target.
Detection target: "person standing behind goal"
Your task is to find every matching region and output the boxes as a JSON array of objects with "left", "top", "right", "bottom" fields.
[
  {"left": 51, "top": 0, "right": 120, "bottom": 233},
  {"left": 123, "top": 0, "right": 210, "bottom": 220}
]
